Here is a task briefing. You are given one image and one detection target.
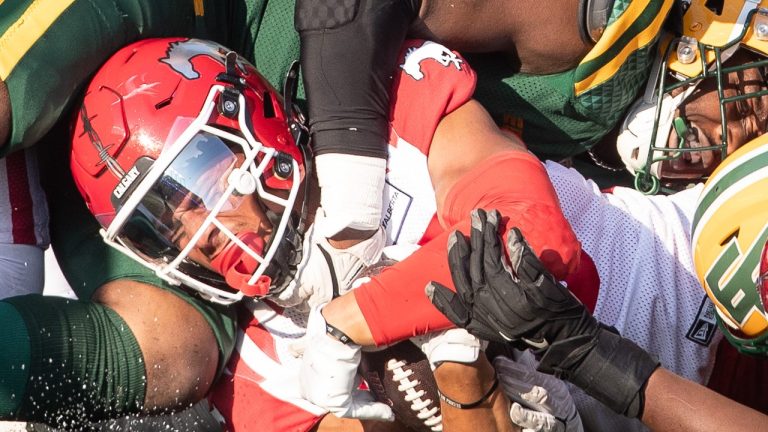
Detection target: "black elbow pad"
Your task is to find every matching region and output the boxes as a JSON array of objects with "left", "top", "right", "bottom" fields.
[{"left": 295, "top": 0, "right": 421, "bottom": 157}]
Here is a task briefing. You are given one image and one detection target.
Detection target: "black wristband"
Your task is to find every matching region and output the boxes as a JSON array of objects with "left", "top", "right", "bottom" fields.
[
  {"left": 324, "top": 321, "right": 354, "bottom": 345},
  {"left": 438, "top": 376, "right": 499, "bottom": 409}
]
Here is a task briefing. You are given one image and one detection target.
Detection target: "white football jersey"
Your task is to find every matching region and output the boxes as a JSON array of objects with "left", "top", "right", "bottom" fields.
[{"left": 546, "top": 161, "right": 721, "bottom": 431}]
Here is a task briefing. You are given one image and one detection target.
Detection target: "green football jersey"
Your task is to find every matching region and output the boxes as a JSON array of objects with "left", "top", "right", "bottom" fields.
[{"left": 471, "top": 0, "right": 675, "bottom": 161}]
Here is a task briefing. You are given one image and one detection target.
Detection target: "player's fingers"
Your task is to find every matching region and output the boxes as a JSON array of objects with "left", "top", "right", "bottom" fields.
[
  {"left": 447, "top": 230, "right": 473, "bottom": 303},
  {"left": 426, "top": 281, "right": 470, "bottom": 327},
  {"left": 343, "top": 390, "right": 395, "bottom": 421},
  {"left": 482, "top": 210, "right": 508, "bottom": 278},
  {"left": 510, "top": 402, "right": 550, "bottom": 431},
  {"left": 288, "top": 335, "right": 309, "bottom": 358},
  {"left": 508, "top": 229, "right": 575, "bottom": 310},
  {"left": 507, "top": 227, "right": 547, "bottom": 286},
  {"left": 521, "top": 385, "right": 550, "bottom": 407},
  {"left": 469, "top": 209, "right": 488, "bottom": 290}
]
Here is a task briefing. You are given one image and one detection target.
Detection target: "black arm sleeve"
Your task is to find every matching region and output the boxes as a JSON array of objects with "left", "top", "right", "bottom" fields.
[{"left": 295, "top": 0, "right": 421, "bottom": 158}]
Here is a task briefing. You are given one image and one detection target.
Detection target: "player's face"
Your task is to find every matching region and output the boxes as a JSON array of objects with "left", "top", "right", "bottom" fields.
[
  {"left": 169, "top": 190, "right": 273, "bottom": 272},
  {"left": 660, "top": 57, "right": 768, "bottom": 180},
  {"left": 167, "top": 150, "right": 287, "bottom": 273}
]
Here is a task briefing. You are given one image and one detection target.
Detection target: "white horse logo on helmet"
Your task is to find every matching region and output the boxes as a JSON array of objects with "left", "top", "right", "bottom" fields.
[
  {"left": 160, "top": 39, "right": 249, "bottom": 80},
  {"left": 400, "top": 41, "right": 463, "bottom": 80}
]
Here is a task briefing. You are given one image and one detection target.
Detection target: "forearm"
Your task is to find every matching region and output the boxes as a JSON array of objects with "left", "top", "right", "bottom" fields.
[
  {"left": 296, "top": 0, "right": 421, "bottom": 235},
  {"left": 322, "top": 290, "right": 376, "bottom": 346},
  {"left": 642, "top": 368, "right": 768, "bottom": 431}
]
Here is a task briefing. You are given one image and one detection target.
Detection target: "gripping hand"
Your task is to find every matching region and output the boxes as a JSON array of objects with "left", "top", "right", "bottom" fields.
[
  {"left": 275, "top": 209, "right": 385, "bottom": 309},
  {"left": 427, "top": 209, "right": 659, "bottom": 418},
  {"left": 299, "top": 304, "right": 395, "bottom": 421},
  {"left": 426, "top": 208, "right": 598, "bottom": 350}
]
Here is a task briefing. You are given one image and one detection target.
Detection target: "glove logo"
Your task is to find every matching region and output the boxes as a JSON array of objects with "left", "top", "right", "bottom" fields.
[{"left": 522, "top": 336, "right": 549, "bottom": 350}]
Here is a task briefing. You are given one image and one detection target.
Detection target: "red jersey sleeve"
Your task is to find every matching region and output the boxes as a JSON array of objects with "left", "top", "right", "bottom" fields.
[
  {"left": 388, "top": 40, "right": 477, "bottom": 154},
  {"left": 355, "top": 151, "right": 582, "bottom": 345}
]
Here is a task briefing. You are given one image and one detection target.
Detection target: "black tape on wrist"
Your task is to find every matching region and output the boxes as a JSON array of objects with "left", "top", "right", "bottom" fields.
[
  {"left": 438, "top": 376, "right": 499, "bottom": 409},
  {"left": 566, "top": 327, "right": 659, "bottom": 418}
]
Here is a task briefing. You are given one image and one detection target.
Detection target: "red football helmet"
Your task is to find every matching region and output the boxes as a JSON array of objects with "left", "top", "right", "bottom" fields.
[{"left": 71, "top": 38, "right": 310, "bottom": 303}]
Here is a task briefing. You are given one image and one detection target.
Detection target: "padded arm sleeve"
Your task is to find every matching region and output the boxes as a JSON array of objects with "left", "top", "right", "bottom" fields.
[
  {"left": 355, "top": 151, "right": 582, "bottom": 345},
  {"left": 1, "top": 295, "right": 145, "bottom": 426},
  {"left": 294, "top": 0, "right": 421, "bottom": 158}
]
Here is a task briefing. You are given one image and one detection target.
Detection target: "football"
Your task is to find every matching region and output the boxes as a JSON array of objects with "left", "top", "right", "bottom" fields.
[{"left": 359, "top": 340, "right": 443, "bottom": 432}]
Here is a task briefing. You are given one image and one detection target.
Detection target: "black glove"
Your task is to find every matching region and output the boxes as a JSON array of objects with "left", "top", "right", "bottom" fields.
[
  {"left": 426, "top": 209, "right": 659, "bottom": 418},
  {"left": 427, "top": 208, "right": 597, "bottom": 347}
]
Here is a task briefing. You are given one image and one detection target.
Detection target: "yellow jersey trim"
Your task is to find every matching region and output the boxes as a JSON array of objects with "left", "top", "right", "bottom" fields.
[
  {"left": 0, "top": 0, "right": 76, "bottom": 80},
  {"left": 575, "top": 0, "right": 673, "bottom": 96}
]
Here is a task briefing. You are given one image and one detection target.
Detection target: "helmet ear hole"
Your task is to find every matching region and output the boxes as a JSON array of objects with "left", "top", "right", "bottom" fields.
[
  {"left": 262, "top": 92, "right": 276, "bottom": 119},
  {"left": 704, "top": 0, "right": 723, "bottom": 15},
  {"left": 155, "top": 97, "right": 173, "bottom": 110}
]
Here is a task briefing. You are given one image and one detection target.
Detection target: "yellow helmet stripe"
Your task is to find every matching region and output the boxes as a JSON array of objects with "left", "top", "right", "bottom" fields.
[
  {"left": 692, "top": 138, "right": 768, "bottom": 230},
  {"left": 575, "top": 0, "right": 674, "bottom": 96},
  {"left": 0, "top": 0, "right": 76, "bottom": 80}
]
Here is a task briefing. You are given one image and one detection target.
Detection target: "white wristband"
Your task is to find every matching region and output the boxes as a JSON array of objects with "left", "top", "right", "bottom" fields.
[{"left": 315, "top": 153, "right": 386, "bottom": 237}]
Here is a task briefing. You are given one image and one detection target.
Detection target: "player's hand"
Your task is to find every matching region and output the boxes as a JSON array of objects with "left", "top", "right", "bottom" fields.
[
  {"left": 275, "top": 208, "right": 385, "bottom": 309},
  {"left": 427, "top": 208, "right": 660, "bottom": 418},
  {"left": 299, "top": 304, "right": 395, "bottom": 421},
  {"left": 494, "top": 355, "right": 582, "bottom": 432},
  {"left": 426, "top": 208, "right": 599, "bottom": 351}
]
